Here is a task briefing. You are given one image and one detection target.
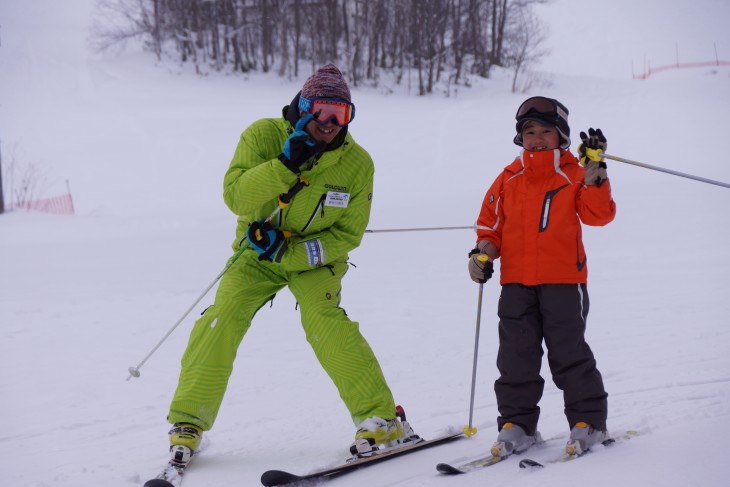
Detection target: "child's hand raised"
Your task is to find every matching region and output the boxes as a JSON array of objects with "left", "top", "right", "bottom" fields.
[{"left": 579, "top": 128, "right": 608, "bottom": 187}]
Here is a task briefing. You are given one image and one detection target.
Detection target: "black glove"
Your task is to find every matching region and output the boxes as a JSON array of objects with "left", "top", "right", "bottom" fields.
[
  {"left": 279, "top": 114, "right": 327, "bottom": 174},
  {"left": 578, "top": 128, "right": 608, "bottom": 187},
  {"left": 468, "top": 249, "right": 494, "bottom": 284},
  {"left": 246, "top": 220, "right": 286, "bottom": 261}
]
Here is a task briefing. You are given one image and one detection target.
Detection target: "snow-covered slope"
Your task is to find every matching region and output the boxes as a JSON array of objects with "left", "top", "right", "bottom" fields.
[{"left": 1, "top": 1, "right": 729, "bottom": 486}]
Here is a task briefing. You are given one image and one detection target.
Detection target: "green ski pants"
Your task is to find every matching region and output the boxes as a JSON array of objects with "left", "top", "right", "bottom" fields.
[{"left": 168, "top": 250, "right": 396, "bottom": 431}]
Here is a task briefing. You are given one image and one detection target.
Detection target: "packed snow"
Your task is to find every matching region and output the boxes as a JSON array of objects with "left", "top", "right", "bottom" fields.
[{"left": 1, "top": 1, "right": 729, "bottom": 486}]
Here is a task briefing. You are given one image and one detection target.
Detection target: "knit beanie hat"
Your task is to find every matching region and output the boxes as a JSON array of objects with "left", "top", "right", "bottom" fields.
[{"left": 301, "top": 64, "right": 351, "bottom": 102}]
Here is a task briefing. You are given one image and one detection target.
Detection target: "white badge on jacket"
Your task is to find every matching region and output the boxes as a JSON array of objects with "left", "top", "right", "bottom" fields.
[{"left": 325, "top": 191, "right": 350, "bottom": 208}]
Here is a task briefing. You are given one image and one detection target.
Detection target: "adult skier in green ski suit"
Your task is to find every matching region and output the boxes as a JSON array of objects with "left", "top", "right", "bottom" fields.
[{"left": 165, "top": 64, "right": 418, "bottom": 462}]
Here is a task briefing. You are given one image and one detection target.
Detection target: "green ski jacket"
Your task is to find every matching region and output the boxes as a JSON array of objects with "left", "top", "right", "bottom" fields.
[{"left": 223, "top": 113, "right": 374, "bottom": 272}]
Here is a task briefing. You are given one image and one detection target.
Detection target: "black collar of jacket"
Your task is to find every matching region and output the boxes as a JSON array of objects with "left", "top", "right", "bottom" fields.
[{"left": 283, "top": 91, "right": 348, "bottom": 152}]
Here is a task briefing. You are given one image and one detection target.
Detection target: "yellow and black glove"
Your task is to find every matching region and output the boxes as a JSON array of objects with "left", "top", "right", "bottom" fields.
[{"left": 578, "top": 128, "right": 608, "bottom": 187}]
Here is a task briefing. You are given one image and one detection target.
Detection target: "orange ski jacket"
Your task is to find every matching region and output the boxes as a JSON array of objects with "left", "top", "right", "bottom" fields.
[{"left": 475, "top": 149, "right": 616, "bottom": 285}]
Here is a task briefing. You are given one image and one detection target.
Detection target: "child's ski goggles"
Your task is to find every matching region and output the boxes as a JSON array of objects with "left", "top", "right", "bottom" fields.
[
  {"left": 515, "top": 96, "right": 569, "bottom": 126},
  {"left": 298, "top": 96, "right": 356, "bottom": 127}
]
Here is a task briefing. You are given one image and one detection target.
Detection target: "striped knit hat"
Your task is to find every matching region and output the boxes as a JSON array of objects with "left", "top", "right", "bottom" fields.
[{"left": 301, "top": 64, "right": 351, "bottom": 102}]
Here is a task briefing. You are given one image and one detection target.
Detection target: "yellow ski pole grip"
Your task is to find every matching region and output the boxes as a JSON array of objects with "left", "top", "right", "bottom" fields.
[{"left": 477, "top": 254, "right": 490, "bottom": 264}]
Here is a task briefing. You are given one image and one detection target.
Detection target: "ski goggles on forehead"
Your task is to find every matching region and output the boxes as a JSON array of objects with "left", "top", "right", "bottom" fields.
[
  {"left": 298, "top": 96, "right": 356, "bottom": 126},
  {"left": 516, "top": 96, "right": 568, "bottom": 123}
]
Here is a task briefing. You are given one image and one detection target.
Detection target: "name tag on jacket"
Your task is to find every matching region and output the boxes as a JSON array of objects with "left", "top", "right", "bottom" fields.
[{"left": 324, "top": 191, "right": 350, "bottom": 208}]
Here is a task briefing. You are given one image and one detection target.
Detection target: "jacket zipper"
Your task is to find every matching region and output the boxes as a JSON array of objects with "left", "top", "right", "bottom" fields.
[
  {"left": 539, "top": 184, "right": 569, "bottom": 232},
  {"left": 301, "top": 194, "right": 327, "bottom": 232}
]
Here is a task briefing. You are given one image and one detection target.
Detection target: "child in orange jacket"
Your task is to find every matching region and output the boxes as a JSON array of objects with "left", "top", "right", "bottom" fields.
[{"left": 468, "top": 96, "right": 616, "bottom": 458}]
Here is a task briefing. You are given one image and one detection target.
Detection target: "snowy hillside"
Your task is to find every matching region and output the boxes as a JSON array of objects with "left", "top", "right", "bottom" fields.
[{"left": 1, "top": 1, "right": 730, "bottom": 487}]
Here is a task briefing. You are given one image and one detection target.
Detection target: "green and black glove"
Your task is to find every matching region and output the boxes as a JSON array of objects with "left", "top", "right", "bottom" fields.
[{"left": 578, "top": 128, "right": 608, "bottom": 187}]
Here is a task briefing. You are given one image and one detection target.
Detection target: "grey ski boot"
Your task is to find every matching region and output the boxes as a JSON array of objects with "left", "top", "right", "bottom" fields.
[
  {"left": 566, "top": 421, "right": 609, "bottom": 456},
  {"left": 491, "top": 422, "right": 540, "bottom": 458}
]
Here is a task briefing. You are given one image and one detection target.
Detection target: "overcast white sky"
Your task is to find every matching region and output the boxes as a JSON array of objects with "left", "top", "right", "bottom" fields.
[{"left": 535, "top": 0, "right": 730, "bottom": 79}]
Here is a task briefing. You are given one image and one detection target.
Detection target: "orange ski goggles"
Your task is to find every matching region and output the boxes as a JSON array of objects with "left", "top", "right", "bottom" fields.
[{"left": 298, "top": 96, "right": 356, "bottom": 126}]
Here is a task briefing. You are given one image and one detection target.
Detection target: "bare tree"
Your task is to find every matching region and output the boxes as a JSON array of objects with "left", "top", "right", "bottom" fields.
[
  {"left": 489, "top": 0, "right": 508, "bottom": 65},
  {"left": 504, "top": 6, "right": 548, "bottom": 93},
  {"left": 277, "top": 0, "right": 290, "bottom": 76},
  {"left": 448, "top": 0, "right": 463, "bottom": 86},
  {"left": 347, "top": 0, "right": 368, "bottom": 87},
  {"left": 0, "top": 146, "right": 47, "bottom": 210},
  {"left": 292, "top": 0, "right": 302, "bottom": 76},
  {"left": 14, "top": 163, "right": 43, "bottom": 209},
  {"left": 90, "top": 0, "right": 550, "bottom": 96},
  {"left": 91, "top": 0, "right": 162, "bottom": 59}
]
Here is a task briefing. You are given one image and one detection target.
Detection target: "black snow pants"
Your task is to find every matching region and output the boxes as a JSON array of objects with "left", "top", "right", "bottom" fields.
[{"left": 494, "top": 283, "right": 607, "bottom": 435}]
